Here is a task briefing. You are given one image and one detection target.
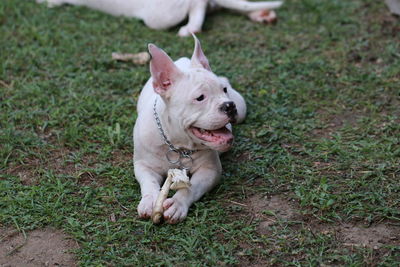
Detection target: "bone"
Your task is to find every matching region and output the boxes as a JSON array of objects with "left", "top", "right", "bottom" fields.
[
  {"left": 151, "top": 169, "right": 191, "bottom": 224},
  {"left": 151, "top": 173, "right": 173, "bottom": 224},
  {"left": 111, "top": 52, "right": 150, "bottom": 65}
]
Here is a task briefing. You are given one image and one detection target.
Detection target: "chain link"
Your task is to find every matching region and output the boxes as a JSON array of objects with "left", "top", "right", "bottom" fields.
[{"left": 153, "top": 98, "right": 195, "bottom": 170}]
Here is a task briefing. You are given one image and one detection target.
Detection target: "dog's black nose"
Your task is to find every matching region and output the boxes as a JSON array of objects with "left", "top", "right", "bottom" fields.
[{"left": 220, "top": 101, "right": 237, "bottom": 118}]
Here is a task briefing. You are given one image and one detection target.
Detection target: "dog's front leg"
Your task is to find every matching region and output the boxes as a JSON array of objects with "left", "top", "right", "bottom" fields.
[
  {"left": 178, "top": 0, "right": 208, "bottom": 37},
  {"left": 163, "top": 166, "right": 221, "bottom": 223},
  {"left": 135, "top": 162, "right": 164, "bottom": 219}
]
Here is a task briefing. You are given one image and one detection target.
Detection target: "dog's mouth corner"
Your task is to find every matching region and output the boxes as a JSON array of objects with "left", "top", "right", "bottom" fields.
[{"left": 189, "top": 125, "right": 234, "bottom": 148}]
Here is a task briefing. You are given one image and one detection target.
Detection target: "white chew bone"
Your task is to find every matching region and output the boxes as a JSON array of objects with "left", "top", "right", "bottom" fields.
[
  {"left": 111, "top": 52, "right": 150, "bottom": 65},
  {"left": 170, "top": 169, "right": 191, "bottom": 190},
  {"left": 151, "top": 169, "right": 191, "bottom": 224}
]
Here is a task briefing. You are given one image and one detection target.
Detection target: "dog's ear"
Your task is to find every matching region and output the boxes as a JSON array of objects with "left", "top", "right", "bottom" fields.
[
  {"left": 190, "top": 34, "right": 211, "bottom": 71},
  {"left": 148, "top": 44, "right": 183, "bottom": 96}
]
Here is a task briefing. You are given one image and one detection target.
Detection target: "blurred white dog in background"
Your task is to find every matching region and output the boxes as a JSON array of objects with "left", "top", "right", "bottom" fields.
[{"left": 37, "top": 0, "right": 283, "bottom": 36}]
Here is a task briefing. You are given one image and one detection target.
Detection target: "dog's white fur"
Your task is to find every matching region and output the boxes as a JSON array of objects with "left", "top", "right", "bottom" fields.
[
  {"left": 37, "top": 0, "right": 283, "bottom": 36},
  {"left": 133, "top": 36, "right": 246, "bottom": 223}
]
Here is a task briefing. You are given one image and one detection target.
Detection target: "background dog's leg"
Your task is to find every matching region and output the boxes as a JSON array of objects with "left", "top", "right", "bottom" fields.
[
  {"left": 134, "top": 163, "right": 164, "bottom": 219},
  {"left": 247, "top": 9, "right": 277, "bottom": 24},
  {"left": 214, "top": 0, "right": 283, "bottom": 12},
  {"left": 162, "top": 158, "right": 222, "bottom": 223},
  {"left": 178, "top": 0, "right": 208, "bottom": 37},
  {"left": 214, "top": 0, "right": 282, "bottom": 24}
]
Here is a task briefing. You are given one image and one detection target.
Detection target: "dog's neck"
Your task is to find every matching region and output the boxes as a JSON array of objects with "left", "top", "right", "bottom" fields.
[{"left": 154, "top": 97, "right": 200, "bottom": 151}]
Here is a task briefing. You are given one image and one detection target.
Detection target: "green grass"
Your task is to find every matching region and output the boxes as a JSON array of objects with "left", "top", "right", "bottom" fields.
[{"left": 1, "top": 0, "right": 399, "bottom": 265}]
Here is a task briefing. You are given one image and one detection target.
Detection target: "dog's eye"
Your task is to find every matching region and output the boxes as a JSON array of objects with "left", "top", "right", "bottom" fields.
[
  {"left": 223, "top": 87, "right": 227, "bottom": 93},
  {"left": 196, "top": 95, "right": 205, "bottom": 101}
]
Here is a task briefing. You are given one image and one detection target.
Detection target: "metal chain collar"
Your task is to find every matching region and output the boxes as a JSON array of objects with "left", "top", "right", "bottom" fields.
[{"left": 153, "top": 98, "right": 195, "bottom": 170}]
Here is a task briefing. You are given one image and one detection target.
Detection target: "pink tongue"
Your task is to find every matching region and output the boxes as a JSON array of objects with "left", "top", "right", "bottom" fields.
[
  {"left": 197, "top": 127, "right": 233, "bottom": 144},
  {"left": 211, "top": 127, "right": 233, "bottom": 139}
]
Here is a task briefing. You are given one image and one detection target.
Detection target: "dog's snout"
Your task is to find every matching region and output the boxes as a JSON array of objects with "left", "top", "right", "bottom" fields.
[{"left": 220, "top": 101, "right": 237, "bottom": 118}]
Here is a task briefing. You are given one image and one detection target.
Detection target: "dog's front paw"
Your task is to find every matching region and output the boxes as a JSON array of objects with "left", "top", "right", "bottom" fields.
[
  {"left": 137, "top": 193, "right": 157, "bottom": 219},
  {"left": 162, "top": 198, "right": 189, "bottom": 224}
]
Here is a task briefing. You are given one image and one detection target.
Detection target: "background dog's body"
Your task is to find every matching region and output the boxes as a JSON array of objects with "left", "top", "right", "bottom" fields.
[{"left": 37, "top": 0, "right": 283, "bottom": 36}]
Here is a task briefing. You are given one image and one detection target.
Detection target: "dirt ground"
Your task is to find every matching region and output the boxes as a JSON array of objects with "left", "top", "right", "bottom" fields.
[
  {"left": 1, "top": 194, "right": 399, "bottom": 266},
  {"left": 246, "top": 194, "right": 400, "bottom": 249},
  {"left": 0, "top": 227, "right": 78, "bottom": 267}
]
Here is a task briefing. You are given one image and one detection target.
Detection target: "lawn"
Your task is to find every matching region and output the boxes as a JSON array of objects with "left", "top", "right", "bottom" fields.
[{"left": 1, "top": 0, "right": 399, "bottom": 265}]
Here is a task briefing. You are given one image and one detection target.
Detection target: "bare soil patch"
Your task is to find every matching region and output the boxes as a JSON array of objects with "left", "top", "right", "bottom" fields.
[
  {"left": 238, "top": 193, "right": 399, "bottom": 249},
  {"left": 312, "top": 110, "right": 360, "bottom": 139},
  {"left": 338, "top": 223, "right": 399, "bottom": 249},
  {"left": 227, "top": 194, "right": 300, "bottom": 266},
  {"left": 5, "top": 156, "right": 42, "bottom": 186},
  {"left": 243, "top": 194, "right": 299, "bottom": 235},
  {"left": 228, "top": 190, "right": 399, "bottom": 266},
  {"left": 5, "top": 148, "right": 131, "bottom": 186},
  {"left": 0, "top": 227, "right": 78, "bottom": 267},
  {"left": 5, "top": 148, "right": 85, "bottom": 185},
  {"left": 109, "top": 150, "right": 133, "bottom": 167},
  {"left": 310, "top": 221, "right": 400, "bottom": 249}
]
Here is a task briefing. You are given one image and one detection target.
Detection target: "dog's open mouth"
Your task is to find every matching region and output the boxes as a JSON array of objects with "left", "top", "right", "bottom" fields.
[{"left": 190, "top": 125, "right": 233, "bottom": 145}]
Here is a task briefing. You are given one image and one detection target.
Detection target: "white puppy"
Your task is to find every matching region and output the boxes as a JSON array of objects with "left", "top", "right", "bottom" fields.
[
  {"left": 37, "top": 0, "right": 283, "bottom": 36},
  {"left": 133, "top": 35, "right": 246, "bottom": 223}
]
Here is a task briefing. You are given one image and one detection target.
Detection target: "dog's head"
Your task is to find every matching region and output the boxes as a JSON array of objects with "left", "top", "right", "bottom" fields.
[{"left": 148, "top": 35, "right": 237, "bottom": 152}]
